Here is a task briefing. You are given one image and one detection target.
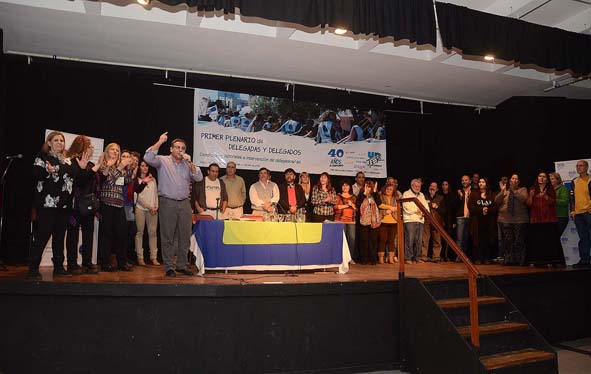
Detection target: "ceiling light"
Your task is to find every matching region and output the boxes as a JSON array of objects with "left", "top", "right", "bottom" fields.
[
  {"left": 137, "top": 0, "right": 151, "bottom": 5},
  {"left": 484, "top": 55, "right": 495, "bottom": 61},
  {"left": 334, "top": 28, "right": 347, "bottom": 35}
]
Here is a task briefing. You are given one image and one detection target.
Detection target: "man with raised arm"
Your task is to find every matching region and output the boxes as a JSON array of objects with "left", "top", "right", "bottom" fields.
[{"left": 144, "top": 132, "right": 203, "bottom": 277}]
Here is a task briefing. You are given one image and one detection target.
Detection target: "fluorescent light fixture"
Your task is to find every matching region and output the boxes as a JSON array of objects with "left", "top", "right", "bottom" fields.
[
  {"left": 137, "top": 0, "right": 150, "bottom": 5},
  {"left": 484, "top": 55, "right": 495, "bottom": 61},
  {"left": 334, "top": 28, "right": 348, "bottom": 35}
]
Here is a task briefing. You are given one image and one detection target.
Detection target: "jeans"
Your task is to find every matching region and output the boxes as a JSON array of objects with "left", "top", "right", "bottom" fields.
[
  {"left": 404, "top": 222, "right": 424, "bottom": 261},
  {"left": 456, "top": 217, "right": 470, "bottom": 255},
  {"left": 574, "top": 212, "right": 591, "bottom": 264},
  {"left": 343, "top": 223, "right": 357, "bottom": 260}
]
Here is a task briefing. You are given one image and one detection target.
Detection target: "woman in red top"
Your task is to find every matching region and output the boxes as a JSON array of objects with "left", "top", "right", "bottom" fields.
[
  {"left": 335, "top": 180, "right": 357, "bottom": 263},
  {"left": 526, "top": 172, "right": 566, "bottom": 267}
]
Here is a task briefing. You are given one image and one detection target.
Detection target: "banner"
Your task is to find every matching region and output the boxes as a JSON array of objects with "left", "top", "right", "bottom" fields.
[
  {"left": 554, "top": 158, "right": 591, "bottom": 265},
  {"left": 193, "top": 89, "right": 387, "bottom": 177}
]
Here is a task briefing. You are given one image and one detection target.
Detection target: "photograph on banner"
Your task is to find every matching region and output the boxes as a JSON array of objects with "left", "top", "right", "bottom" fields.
[
  {"left": 44, "top": 129, "right": 105, "bottom": 164},
  {"left": 554, "top": 158, "right": 591, "bottom": 266},
  {"left": 192, "top": 89, "right": 387, "bottom": 177}
]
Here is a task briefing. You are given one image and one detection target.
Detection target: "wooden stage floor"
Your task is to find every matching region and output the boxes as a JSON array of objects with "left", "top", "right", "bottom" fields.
[{"left": 0, "top": 262, "right": 574, "bottom": 286}]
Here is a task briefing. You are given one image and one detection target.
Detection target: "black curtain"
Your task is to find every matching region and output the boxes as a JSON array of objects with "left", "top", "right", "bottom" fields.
[
  {"left": 2, "top": 54, "right": 590, "bottom": 262},
  {"left": 158, "top": 0, "right": 436, "bottom": 45},
  {"left": 436, "top": 2, "right": 591, "bottom": 76}
]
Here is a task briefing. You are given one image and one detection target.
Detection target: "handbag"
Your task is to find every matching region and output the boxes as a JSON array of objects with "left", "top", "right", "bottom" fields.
[{"left": 78, "top": 193, "right": 99, "bottom": 216}]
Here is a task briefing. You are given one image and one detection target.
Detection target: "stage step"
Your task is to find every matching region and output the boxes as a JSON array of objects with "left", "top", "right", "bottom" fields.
[
  {"left": 437, "top": 296, "right": 505, "bottom": 309},
  {"left": 480, "top": 348, "right": 555, "bottom": 371},
  {"left": 423, "top": 277, "right": 485, "bottom": 300},
  {"left": 457, "top": 321, "right": 529, "bottom": 338},
  {"left": 401, "top": 276, "right": 557, "bottom": 373}
]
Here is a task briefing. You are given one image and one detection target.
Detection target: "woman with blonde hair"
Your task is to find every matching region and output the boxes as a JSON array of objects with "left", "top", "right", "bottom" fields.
[
  {"left": 549, "top": 172, "right": 570, "bottom": 237},
  {"left": 97, "top": 142, "right": 132, "bottom": 272},
  {"left": 378, "top": 184, "right": 399, "bottom": 264},
  {"left": 299, "top": 171, "right": 312, "bottom": 219},
  {"left": 28, "top": 131, "right": 89, "bottom": 279}
]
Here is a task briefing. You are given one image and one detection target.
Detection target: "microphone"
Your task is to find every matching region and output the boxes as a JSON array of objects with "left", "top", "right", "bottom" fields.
[{"left": 5, "top": 154, "right": 22, "bottom": 160}]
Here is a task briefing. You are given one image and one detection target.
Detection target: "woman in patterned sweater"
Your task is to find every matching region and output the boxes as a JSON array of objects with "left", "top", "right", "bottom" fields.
[
  {"left": 97, "top": 143, "right": 132, "bottom": 272},
  {"left": 28, "top": 131, "right": 89, "bottom": 279}
]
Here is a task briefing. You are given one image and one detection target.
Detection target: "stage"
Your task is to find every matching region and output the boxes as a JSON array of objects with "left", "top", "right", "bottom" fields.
[
  {"left": 0, "top": 261, "right": 581, "bottom": 285},
  {"left": 0, "top": 263, "right": 589, "bottom": 374}
]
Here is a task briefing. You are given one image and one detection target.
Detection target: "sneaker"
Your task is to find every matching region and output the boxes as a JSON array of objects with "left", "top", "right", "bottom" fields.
[
  {"left": 67, "top": 265, "right": 82, "bottom": 275},
  {"left": 165, "top": 269, "right": 176, "bottom": 277},
  {"left": 53, "top": 268, "right": 72, "bottom": 277},
  {"left": 176, "top": 268, "right": 194, "bottom": 277},
  {"left": 27, "top": 269, "right": 42, "bottom": 280}
]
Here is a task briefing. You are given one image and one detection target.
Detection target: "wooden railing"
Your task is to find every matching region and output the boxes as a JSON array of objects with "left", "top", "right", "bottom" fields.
[{"left": 395, "top": 197, "right": 482, "bottom": 347}]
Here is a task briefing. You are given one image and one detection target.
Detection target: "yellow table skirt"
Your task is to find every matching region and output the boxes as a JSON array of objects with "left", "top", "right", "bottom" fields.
[{"left": 222, "top": 221, "right": 323, "bottom": 245}]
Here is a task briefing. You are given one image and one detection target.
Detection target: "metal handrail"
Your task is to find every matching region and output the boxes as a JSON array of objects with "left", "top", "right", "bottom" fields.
[{"left": 395, "top": 196, "right": 481, "bottom": 347}]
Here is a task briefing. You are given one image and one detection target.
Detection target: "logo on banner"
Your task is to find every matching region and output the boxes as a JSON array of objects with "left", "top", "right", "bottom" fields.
[
  {"left": 328, "top": 149, "right": 344, "bottom": 167},
  {"left": 366, "top": 151, "right": 383, "bottom": 168}
]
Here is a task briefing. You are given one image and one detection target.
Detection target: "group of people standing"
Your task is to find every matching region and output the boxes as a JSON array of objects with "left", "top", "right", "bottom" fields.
[
  {"left": 406, "top": 166, "right": 591, "bottom": 269},
  {"left": 27, "top": 130, "right": 590, "bottom": 278},
  {"left": 28, "top": 131, "right": 203, "bottom": 279}
]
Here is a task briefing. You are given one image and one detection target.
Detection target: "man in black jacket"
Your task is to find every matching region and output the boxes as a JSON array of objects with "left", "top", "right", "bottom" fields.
[{"left": 278, "top": 168, "right": 307, "bottom": 220}]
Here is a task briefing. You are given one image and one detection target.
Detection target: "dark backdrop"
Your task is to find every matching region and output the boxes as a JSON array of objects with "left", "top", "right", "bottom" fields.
[{"left": 0, "top": 54, "right": 589, "bottom": 262}]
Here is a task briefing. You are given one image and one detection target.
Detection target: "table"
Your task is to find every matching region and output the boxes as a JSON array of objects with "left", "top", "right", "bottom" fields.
[{"left": 190, "top": 221, "right": 351, "bottom": 274}]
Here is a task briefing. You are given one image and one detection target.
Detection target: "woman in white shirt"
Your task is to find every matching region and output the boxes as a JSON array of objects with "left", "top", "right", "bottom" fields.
[{"left": 134, "top": 160, "right": 159, "bottom": 266}]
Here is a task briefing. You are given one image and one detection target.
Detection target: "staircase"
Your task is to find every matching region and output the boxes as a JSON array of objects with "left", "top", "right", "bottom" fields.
[{"left": 400, "top": 276, "right": 557, "bottom": 374}]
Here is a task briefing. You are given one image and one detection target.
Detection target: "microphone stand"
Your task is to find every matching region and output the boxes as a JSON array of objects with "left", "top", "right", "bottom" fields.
[
  {"left": 274, "top": 202, "right": 299, "bottom": 277},
  {"left": 215, "top": 197, "right": 220, "bottom": 220},
  {"left": 0, "top": 158, "right": 17, "bottom": 271}
]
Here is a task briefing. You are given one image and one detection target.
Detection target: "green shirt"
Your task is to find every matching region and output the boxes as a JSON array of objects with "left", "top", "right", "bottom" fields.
[{"left": 555, "top": 184, "right": 569, "bottom": 218}]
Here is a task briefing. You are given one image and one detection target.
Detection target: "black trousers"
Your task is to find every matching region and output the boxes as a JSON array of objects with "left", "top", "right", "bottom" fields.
[
  {"left": 359, "top": 225, "right": 379, "bottom": 264},
  {"left": 66, "top": 213, "right": 95, "bottom": 267},
  {"left": 97, "top": 203, "right": 127, "bottom": 268},
  {"left": 29, "top": 208, "right": 69, "bottom": 270}
]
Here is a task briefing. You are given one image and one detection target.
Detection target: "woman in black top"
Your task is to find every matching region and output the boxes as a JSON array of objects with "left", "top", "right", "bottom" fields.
[
  {"left": 28, "top": 131, "right": 89, "bottom": 279},
  {"left": 65, "top": 135, "right": 99, "bottom": 274}
]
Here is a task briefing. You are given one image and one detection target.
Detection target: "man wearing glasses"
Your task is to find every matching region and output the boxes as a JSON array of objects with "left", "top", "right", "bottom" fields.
[
  {"left": 144, "top": 132, "right": 203, "bottom": 277},
  {"left": 570, "top": 160, "right": 591, "bottom": 268}
]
